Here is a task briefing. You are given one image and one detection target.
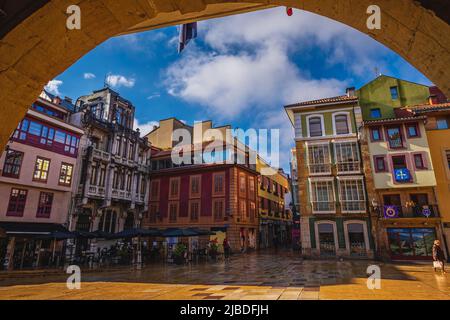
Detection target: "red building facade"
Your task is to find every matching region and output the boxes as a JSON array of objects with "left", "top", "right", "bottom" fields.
[{"left": 144, "top": 154, "right": 259, "bottom": 251}]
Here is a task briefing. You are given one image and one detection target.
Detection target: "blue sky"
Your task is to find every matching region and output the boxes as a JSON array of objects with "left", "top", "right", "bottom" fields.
[{"left": 48, "top": 7, "right": 431, "bottom": 171}]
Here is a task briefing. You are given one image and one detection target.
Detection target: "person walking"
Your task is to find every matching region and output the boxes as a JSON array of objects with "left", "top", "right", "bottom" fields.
[
  {"left": 223, "top": 238, "right": 231, "bottom": 261},
  {"left": 432, "top": 240, "right": 446, "bottom": 274}
]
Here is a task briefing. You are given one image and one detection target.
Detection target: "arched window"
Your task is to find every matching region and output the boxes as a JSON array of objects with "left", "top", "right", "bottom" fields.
[
  {"left": 309, "top": 117, "right": 323, "bottom": 137},
  {"left": 335, "top": 114, "right": 349, "bottom": 134}
]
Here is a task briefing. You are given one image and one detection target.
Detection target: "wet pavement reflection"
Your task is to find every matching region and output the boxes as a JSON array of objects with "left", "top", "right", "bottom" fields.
[{"left": 0, "top": 251, "right": 448, "bottom": 300}]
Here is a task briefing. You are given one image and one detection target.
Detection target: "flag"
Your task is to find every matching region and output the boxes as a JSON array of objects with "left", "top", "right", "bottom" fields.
[{"left": 178, "top": 22, "right": 198, "bottom": 53}]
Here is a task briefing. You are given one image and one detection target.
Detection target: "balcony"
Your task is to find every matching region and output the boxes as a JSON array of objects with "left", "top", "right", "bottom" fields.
[
  {"left": 86, "top": 185, "right": 105, "bottom": 197},
  {"left": 340, "top": 200, "right": 366, "bottom": 213},
  {"left": 111, "top": 189, "right": 132, "bottom": 201},
  {"left": 134, "top": 193, "right": 145, "bottom": 203},
  {"left": 308, "top": 163, "right": 332, "bottom": 175},
  {"left": 336, "top": 161, "right": 361, "bottom": 174},
  {"left": 92, "top": 148, "right": 111, "bottom": 162},
  {"left": 379, "top": 205, "right": 440, "bottom": 219},
  {"left": 311, "top": 201, "right": 336, "bottom": 214}
]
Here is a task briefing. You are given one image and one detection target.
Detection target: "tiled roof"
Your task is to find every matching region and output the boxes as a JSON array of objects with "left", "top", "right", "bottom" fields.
[
  {"left": 285, "top": 95, "right": 358, "bottom": 108},
  {"left": 406, "top": 102, "right": 450, "bottom": 114},
  {"left": 363, "top": 115, "right": 426, "bottom": 125}
]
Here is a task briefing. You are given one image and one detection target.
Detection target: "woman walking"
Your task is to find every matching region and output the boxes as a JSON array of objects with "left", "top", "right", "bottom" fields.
[
  {"left": 432, "top": 240, "right": 446, "bottom": 274},
  {"left": 223, "top": 238, "right": 231, "bottom": 261}
]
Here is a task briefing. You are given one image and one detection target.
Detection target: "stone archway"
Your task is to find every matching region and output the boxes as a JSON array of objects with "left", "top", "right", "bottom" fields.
[{"left": 0, "top": 0, "right": 449, "bottom": 148}]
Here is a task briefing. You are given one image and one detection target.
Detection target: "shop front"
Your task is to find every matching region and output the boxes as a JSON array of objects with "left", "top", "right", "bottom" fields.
[{"left": 387, "top": 227, "right": 436, "bottom": 260}]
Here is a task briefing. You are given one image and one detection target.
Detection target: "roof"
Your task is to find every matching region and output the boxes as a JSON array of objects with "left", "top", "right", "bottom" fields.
[
  {"left": 284, "top": 95, "right": 358, "bottom": 109},
  {"left": 42, "top": 90, "right": 76, "bottom": 112},
  {"left": 405, "top": 102, "right": 450, "bottom": 114},
  {"left": 363, "top": 115, "right": 426, "bottom": 125}
]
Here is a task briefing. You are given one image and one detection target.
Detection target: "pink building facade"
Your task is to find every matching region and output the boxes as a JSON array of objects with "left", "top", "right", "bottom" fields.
[{"left": 0, "top": 91, "right": 83, "bottom": 270}]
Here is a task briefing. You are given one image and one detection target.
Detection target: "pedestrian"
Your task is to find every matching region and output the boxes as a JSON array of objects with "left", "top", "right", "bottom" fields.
[
  {"left": 223, "top": 237, "right": 231, "bottom": 261},
  {"left": 432, "top": 240, "right": 446, "bottom": 274}
]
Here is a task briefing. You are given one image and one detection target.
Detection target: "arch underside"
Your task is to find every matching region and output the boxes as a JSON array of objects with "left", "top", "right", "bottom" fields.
[{"left": 0, "top": 0, "right": 449, "bottom": 148}]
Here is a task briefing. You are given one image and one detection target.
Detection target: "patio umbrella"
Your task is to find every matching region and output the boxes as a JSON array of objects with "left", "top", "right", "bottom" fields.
[
  {"left": 110, "top": 228, "right": 161, "bottom": 239},
  {"left": 35, "top": 231, "right": 76, "bottom": 265},
  {"left": 72, "top": 230, "right": 97, "bottom": 239},
  {"left": 161, "top": 228, "right": 199, "bottom": 237},
  {"left": 91, "top": 230, "right": 113, "bottom": 239},
  {"left": 186, "top": 228, "right": 216, "bottom": 236}
]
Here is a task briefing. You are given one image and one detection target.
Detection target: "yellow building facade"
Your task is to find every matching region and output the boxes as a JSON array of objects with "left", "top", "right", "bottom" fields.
[
  {"left": 256, "top": 158, "right": 291, "bottom": 248},
  {"left": 406, "top": 103, "right": 450, "bottom": 258}
]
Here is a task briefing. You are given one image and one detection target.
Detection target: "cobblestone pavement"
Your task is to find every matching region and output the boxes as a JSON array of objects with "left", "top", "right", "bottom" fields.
[{"left": 0, "top": 251, "right": 448, "bottom": 300}]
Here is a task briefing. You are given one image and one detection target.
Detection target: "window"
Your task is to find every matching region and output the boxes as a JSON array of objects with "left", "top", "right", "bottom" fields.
[
  {"left": 370, "top": 127, "right": 382, "bottom": 141},
  {"left": 392, "top": 155, "right": 407, "bottom": 170},
  {"left": 150, "top": 180, "right": 160, "bottom": 201},
  {"left": 374, "top": 156, "right": 388, "bottom": 172},
  {"left": 2, "top": 149, "right": 23, "bottom": 178},
  {"left": 413, "top": 154, "right": 426, "bottom": 170},
  {"left": 390, "top": 86, "right": 399, "bottom": 100},
  {"left": 406, "top": 123, "right": 419, "bottom": 138},
  {"left": 29, "top": 121, "right": 42, "bottom": 136},
  {"left": 189, "top": 201, "right": 200, "bottom": 222},
  {"left": 310, "top": 179, "right": 335, "bottom": 213},
  {"left": 307, "top": 143, "right": 331, "bottom": 174},
  {"left": 190, "top": 175, "right": 201, "bottom": 198},
  {"left": 36, "top": 192, "right": 53, "bottom": 218},
  {"left": 308, "top": 117, "right": 323, "bottom": 137},
  {"left": 169, "top": 178, "right": 180, "bottom": 200},
  {"left": 33, "top": 157, "right": 50, "bottom": 182},
  {"left": 13, "top": 119, "right": 29, "bottom": 140},
  {"left": 334, "top": 114, "right": 350, "bottom": 135},
  {"left": 59, "top": 163, "right": 73, "bottom": 186},
  {"left": 386, "top": 126, "right": 403, "bottom": 149},
  {"left": 169, "top": 202, "right": 179, "bottom": 222},
  {"left": 6, "top": 188, "right": 27, "bottom": 217},
  {"left": 239, "top": 200, "right": 247, "bottom": 220},
  {"left": 149, "top": 204, "right": 159, "bottom": 223},
  {"left": 334, "top": 141, "right": 360, "bottom": 173},
  {"left": 338, "top": 178, "right": 366, "bottom": 213},
  {"left": 213, "top": 172, "right": 225, "bottom": 196},
  {"left": 248, "top": 177, "right": 255, "bottom": 200},
  {"left": 249, "top": 202, "right": 256, "bottom": 221},
  {"left": 239, "top": 173, "right": 246, "bottom": 195},
  {"left": 98, "top": 210, "right": 117, "bottom": 233},
  {"left": 213, "top": 199, "right": 225, "bottom": 221},
  {"left": 437, "top": 118, "right": 449, "bottom": 130},
  {"left": 370, "top": 108, "right": 382, "bottom": 119}
]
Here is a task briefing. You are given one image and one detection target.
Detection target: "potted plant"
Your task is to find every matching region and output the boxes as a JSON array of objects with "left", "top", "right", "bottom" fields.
[{"left": 172, "top": 243, "right": 187, "bottom": 265}]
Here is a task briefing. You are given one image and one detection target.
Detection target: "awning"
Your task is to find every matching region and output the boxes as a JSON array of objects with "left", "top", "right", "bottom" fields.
[
  {"left": 161, "top": 228, "right": 200, "bottom": 237},
  {"left": 0, "top": 222, "right": 70, "bottom": 237}
]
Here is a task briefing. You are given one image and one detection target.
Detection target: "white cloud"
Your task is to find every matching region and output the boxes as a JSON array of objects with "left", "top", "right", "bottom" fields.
[
  {"left": 45, "top": 80, "right": 63, "bottom": 95},
  {"left": 163, "top": 7, "right": 421, "bottom": 170},
  {"left": 106, "top": 74, "right": 136, "bottom": 88},
  {"left": 133, "top": 119, "right": 159, "bottom": 136},
  {"left": 84, "top": 72, "right": 96, "bottom": 79},
  {"left": 147, "top": 93, "right": 161, "bottom": 100}
]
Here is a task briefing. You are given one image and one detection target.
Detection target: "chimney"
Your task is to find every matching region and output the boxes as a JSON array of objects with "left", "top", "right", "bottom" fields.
[
  {"left": 52, "top": 96, "right": 61, "bottom": 105},
  {"left": 346, "top": 87, "right": 356, "bottom": 97}
]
